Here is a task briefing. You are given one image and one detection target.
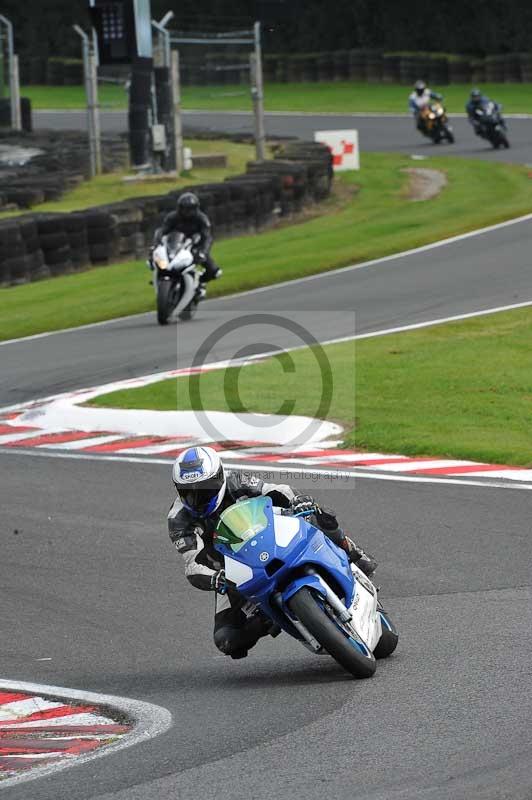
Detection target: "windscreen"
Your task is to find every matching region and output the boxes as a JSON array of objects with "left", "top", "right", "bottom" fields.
[
  {"left": 215, "top": 496, "right": 270, "bottom": 553},
  {"left": 165, "top": 232, "right": 185, "bottom": 258}
]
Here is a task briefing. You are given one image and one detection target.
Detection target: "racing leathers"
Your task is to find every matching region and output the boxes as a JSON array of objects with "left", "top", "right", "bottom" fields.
[
  {"left": 409, "top": 88, "right": 443, "bottom": 131},
  {"left": 168, "top": 471, "right": 377, "bottom": 659},
  {"left": 156, "top": 208, "right": 220, "bottom": 283}
]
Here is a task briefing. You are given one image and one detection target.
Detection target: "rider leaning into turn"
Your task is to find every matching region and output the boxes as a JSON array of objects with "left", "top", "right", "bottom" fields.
[
  {"left": 155, "top": 192, "right": 222, "bottom": 298},
  {"left": 168, "top": 446, "right": 378, "bottom": 660},
  {"left": 465, "top": 88, "right": 506, "bottom": 135},
  {"left": 408, "top": 79, "right": 443, "bottom": 131}
]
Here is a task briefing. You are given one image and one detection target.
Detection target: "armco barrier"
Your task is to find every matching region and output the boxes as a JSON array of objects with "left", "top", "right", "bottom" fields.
[{"left": 0, "top": 142, "right": 333, "bottom": 287}]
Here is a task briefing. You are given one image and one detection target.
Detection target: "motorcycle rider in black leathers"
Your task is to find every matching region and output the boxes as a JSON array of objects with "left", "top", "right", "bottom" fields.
[
  {"left": 466, "top": 88, "right": 506, "bottom": 135},
  {"left": 168, "top": 446, "right": 378, "bottom": 660},
  {"left": 154, "top": 192, "right": 222, "bottom": 299}
]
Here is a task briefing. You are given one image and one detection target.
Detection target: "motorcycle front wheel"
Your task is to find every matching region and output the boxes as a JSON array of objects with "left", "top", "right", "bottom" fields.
[
  {"left": 287, "top": 587, "right": 376, "bottom": 679},
  {"left": 156, "top": 280, "right": 174, "bottom": 325}
]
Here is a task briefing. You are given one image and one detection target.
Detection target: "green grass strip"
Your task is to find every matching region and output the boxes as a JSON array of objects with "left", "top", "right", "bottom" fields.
[
  {"left": 2, "top": 153, "right": 532, "bottom": 341},
  {"left": 90, "top": 306, "right": 532, "bottom": 468},
  {"left": 23, "top": 81, "right": 532, "bottom": 114}
]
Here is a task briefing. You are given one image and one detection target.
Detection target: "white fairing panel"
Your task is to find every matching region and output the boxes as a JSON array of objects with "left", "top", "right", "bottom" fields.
[
  {"left": 349, "top": 567, "right": 381, "bottom": 650},
  {"left": 273, "top": 515, "right": 300, "bottom": 548},
  {"left": 174, "top": 272, "right": 196, "bottom": 315},
  {"left": 224, "top": 556, "right": 253, "bottom": 587}
]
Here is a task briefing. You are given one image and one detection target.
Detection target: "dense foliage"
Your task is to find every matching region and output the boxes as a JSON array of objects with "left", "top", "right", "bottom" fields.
[{"left": 3, "top": 0, "right": 532, "bottom": 58}]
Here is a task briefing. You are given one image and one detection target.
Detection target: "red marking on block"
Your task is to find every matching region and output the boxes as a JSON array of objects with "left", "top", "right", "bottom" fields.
[
  {"left": 0, "top": 723, "right": 130, "bottom": 736},
  {"left": 0, "top": 756, "right": 59, "bottom": 771},
  {"left": 343, "top": 142, "right": 354, "bottom": 154},
  {"left": 0, "top": 692, "right": 31, "bottom": 705},
  {"left": 0, "top": 423, "right": 39, "bottom": 436},
  {"left": 4, "top": 431, "right": 101, "bottom": 448},
  {"left": 0, "top": 738, "right": 100, "bottom": 755},
  {"left": 0, "top": 704, "right": 97, "bottom": 727},
  {"left": 82, "top": 436, "right": 174, "bottom": 453},
  {"left": 415, "top": 463, "right": 521, "bottom": 475},
  {"left": 327, "top": 456, "right": 411, "bottom": 467}
]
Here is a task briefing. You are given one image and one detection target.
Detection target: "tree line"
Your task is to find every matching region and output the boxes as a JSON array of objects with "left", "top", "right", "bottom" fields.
[{"left": 3, "top": 0, "right": 531, "bottom": 59}]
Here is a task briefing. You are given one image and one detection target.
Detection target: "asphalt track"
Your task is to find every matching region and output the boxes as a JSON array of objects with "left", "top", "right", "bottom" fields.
[
  {"left": 34, "top": 109, "right": 532, "bottom": 164},
  {"left": 1, "top": 113, "right": 532, "bottom": 799}
]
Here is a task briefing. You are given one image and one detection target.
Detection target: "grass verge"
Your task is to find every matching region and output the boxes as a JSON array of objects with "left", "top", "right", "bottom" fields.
[
  {"left": 2, "top": 152, "right": 532, "bottom": 341},
  {"left": 23, "top": 81, "right": 532, "bottom": 114},
  {"left": 0, "top": 139, "right": 255, "bottom": 219},
  {"left": 89, "top": 306, "right": 532, "bottom": 467}
]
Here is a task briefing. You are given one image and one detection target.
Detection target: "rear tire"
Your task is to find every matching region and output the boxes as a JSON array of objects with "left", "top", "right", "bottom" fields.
[
  {"left": 374, "top": 611, "right": 399, "bottom": 659},
  {"left": 287, "top": 587, "right": 376, "bottom": 679},
  {"left": 178, "top": 299, "right": 199, "bottom": 321},
  {"left": 443, "top": 126, "right": 455, "bottom": 144},
  {"left": 156, "top": 280, "right": 173, "bottom": 326}
]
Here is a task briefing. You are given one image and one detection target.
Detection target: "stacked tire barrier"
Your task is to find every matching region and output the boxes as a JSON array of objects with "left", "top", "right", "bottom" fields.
[
  {"left": 0, "top": 131, "right": 129, "bottom": 213},
  {"left": 261, "top": 50, "right": 532, "bottom": 85},
  {"left": 0, "top": 98, "right": 33, "bottom": 132},
  {"left": 0, "top": 142, "right": 333, "bottom": 288}
]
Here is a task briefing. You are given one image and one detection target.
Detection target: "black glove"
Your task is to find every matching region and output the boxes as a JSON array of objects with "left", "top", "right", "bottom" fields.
[
  {"left": 210, "top": 569, "right": 228, "bottom": 594},
  {"left": 291, "top": 495, "right": 319, "bottom": 516}
]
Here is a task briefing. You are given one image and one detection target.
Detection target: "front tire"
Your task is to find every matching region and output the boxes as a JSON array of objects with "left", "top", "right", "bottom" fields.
[
  {"left": 287, "top": 587, "right": 376, "bottom": 679},
  {"left": 156, "top": 280, "right": 173, "bottom": 325}
]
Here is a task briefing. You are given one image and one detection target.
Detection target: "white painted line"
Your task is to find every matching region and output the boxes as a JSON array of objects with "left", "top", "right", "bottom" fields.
[
  {"left": 0, "top": 679, "right": 172, "bottom": 789},
  {"left": 369, "top": 459, "right": 475, "bottom": 472},
  {"left": 2, "top": 210, "right": 532, "bottom": 347},
  {"left": 1, "top": 446, "right": 531, "bottom": 492},
  {"left": 43, "top": 434, "right": 125, "bottom": 450}
]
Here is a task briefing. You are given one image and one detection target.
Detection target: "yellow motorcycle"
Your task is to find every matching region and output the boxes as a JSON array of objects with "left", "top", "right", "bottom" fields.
[{"left": 418, "top": 102, "right": 455, "bottom": 144}]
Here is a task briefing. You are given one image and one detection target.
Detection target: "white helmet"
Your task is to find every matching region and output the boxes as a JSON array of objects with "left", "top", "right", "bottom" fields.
[{"left": 172, "top": 446, "right": 227, "bottom": 517}]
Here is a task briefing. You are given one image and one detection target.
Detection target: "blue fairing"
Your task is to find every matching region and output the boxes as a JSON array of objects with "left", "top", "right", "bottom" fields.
[{"left": 214, "top": 497, "right": 356, "bottom": 641}]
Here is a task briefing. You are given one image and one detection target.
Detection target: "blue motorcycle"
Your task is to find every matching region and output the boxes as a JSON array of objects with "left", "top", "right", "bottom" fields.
[{"left": 214, "top": 496, "right": 398, "bottom": 679}]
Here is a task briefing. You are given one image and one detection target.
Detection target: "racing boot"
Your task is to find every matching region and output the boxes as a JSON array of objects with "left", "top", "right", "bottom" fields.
[{"left": 340, "top": 536, "right": 378, "bottom": 578}]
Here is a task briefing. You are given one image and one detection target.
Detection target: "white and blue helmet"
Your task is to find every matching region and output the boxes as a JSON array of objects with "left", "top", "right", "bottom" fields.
[{"left": 173, "top": 446, "right": 227, "bottom": 517}]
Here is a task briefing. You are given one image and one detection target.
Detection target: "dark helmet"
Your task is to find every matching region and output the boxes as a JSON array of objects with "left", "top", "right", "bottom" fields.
[
  {"left": 177, "top": 192, "right": 200, "bottom": 219},
  {"left": 470, "top": 88, "right": 482, "bottom": 104},
  {"left": 414, "top": 79, "right": 426, "bottom": 96}
]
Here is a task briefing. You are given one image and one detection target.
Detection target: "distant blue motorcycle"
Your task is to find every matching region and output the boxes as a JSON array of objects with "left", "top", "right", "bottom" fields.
[{"left": 214, "top": 496, "right": 398, "bottom": 679}]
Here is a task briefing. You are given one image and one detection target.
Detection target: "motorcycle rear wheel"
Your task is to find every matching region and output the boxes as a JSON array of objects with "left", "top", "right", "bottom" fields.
[
  {"left": 443, "top": 125, "right": 455, "bottom": 144},
  {"left": 287, "top": 587, "right": 376, "bottom": 679},
  {"left": 374, "top": 610, "right": 399, "bottom": 659},
  {"left": 156, "top": 280, "right": 174, "bottom": 325},
  {"left": 178, "top": 299, "right": 199, "bottom": 321}
]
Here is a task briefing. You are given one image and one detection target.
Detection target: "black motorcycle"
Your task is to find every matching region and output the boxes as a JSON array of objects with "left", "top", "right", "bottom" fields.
[{"left": 473, "top": 102, "right": 510, "bottom": 149}]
